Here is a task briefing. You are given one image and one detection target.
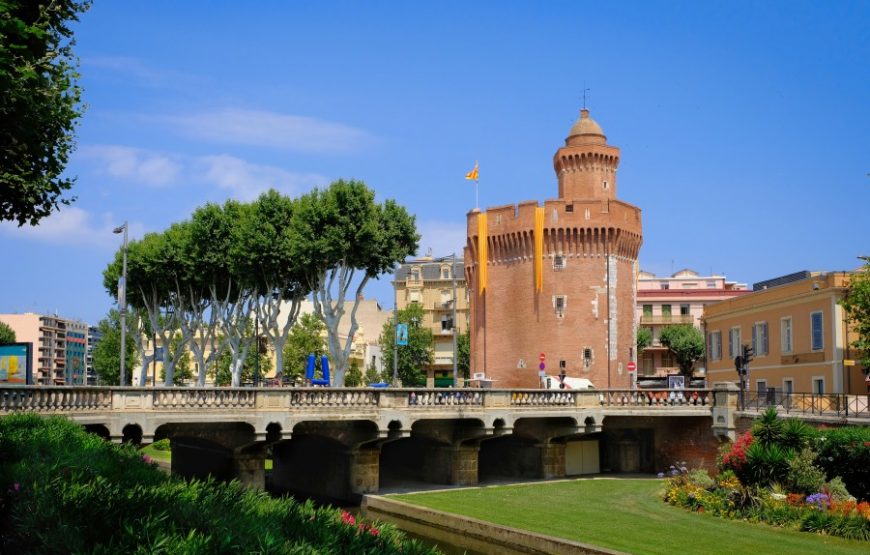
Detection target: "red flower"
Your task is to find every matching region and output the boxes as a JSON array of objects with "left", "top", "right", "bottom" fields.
[{"left": 341, "top": 511, "right": 356, "bottom": 526}]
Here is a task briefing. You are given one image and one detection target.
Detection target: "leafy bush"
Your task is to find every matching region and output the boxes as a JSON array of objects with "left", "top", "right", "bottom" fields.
[
  {"left": 815, "top": 427, "right": 870, "bottom": 502},
  {"left": 0, "top": 414, "right": 439, "bottom": 555},
  {"left": 786, "top": 448, "right": 826, "bottom": 494},
  {"left": 742, "top": 442, "right": 793, "bottom": 487},
  {"left": 152, "top": 438, "right": 172, "bottom": 451},
  {"left": 752, "top": 408, "right": 785, "bottom": 447},
  {"left": 687, "top": 469, "right": 715, "bottom": 490},
  {"left": 780, "top": 417, "right": 817, "bottom": 452},
  {"left": 826, "top": 476, "right": 853, "bottom": 502}
]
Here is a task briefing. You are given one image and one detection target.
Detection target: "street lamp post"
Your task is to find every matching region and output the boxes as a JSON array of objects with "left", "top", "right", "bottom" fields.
[
  {"left": 451, "top": 253, "right": 459, "bottom": 387},
  {"left": 113, "top": 222, "right": 128, "bottom": 387}
]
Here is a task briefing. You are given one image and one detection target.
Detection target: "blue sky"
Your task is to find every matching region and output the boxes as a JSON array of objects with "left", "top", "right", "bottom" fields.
[{"left": 2, "top": 1, "right": 869, "bottom": 325}]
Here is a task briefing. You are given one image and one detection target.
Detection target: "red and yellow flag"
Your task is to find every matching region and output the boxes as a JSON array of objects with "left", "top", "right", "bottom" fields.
[{"left": 465, "top": 161, "right": 479, "bottom": 182}]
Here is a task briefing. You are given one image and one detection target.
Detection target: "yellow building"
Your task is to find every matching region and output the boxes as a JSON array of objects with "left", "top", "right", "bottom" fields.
[
  {"left": 703, "top": 271, "right": 866, "bottom": 395},
  {"left": 394, "top": 254, "right": 468, "bottom": 387}
]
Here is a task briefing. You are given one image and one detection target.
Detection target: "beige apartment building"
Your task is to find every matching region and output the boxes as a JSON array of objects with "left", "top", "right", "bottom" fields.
[
  {"left": 637, "top": 269, "right": 748, "bottom": 377},
  {"left": 394, "top": 254, "right": 468, "bottom": 387},
  {"left": 703, "top": 271, "right": 866, "bottom": 395},
  {"left": 0, "top": 312, "right": 89, "bottom": 385}
]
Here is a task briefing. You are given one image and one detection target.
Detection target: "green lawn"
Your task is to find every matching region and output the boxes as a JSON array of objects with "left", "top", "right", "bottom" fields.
[{"left": 391, "top": 479, "right": 868, "bottom": 555}]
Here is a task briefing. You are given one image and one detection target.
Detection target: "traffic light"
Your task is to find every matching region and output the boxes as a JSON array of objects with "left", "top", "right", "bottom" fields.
[
  {"left": 734, "top": 355, "right": 743, "bottom": 375},
  {"left": 742, "top": 344, "right": 754, "bottom": 365}
]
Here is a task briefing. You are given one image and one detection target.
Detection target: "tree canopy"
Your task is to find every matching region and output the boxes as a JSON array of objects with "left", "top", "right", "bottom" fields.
[
  {"left": 379, "top": 303, "right": 433, "bottom": 386},
  {"left": 636, "top": 327, "right": 652, "bottom": 354},
  {"left": 92, "top": 309, "right": 137, "bottom": 386},
  {"left": 1, "top": 0, "right": 90, "bottom": 226},
  {"left": 659, "top": 324, "right": 705, "bottom": 377},
  {"left": 102, "top": 184, "right": 418, "bottom": 386},
  {"left": 0, "top": 321, "right": 16, "bottom": 344},
  {"left": 290, "top": 179, "right": 419, "bottom": 385},
  {"left": 841, "top": 261, "right": 870, "bottom": 371},
  {"left": 282, "top": 312, "right": 327, "bottom": 380}
]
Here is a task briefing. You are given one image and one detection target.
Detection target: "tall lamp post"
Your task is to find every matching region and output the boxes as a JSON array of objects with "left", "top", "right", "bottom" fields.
[
  {"left": 113, "top": 222, "right": 128, "bottom": 387},
  {"left": 451, "top": 253, "right": 459, "bottom": 387}
]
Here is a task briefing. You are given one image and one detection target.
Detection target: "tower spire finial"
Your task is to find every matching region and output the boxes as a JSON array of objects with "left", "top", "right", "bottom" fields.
[{"left": 582, "top": 82, "right": 590, "bottom": 110}]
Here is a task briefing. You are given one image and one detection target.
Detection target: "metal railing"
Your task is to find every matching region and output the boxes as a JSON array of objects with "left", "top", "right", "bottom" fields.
[{"left": 741, "top": 390, "right": 870, "bottom": 419}]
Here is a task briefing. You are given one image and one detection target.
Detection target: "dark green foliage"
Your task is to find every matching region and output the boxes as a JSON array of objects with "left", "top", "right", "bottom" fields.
[
  {"left": 364, "top": 362, "right": 385, "bottom": 385},
  {"left": 91, "top": 309, "right": 137, "bottom": 385},
  {"left": 0, "top": 321, "right": 16, "bottom": 344},
  {"left": 0, "top": 414, "right": 439, "bottom": 554},
  {"left": 658, "top": 324, "right": 705, "bottom": 377},
  {"left": 636, "top": 326, "right": 652, "bottom": 353},
  {"left": 0, "top": 0, "right": 90, "bottom": 226},
  {"left": 379, "top": 303, "right": 433, "bottom": 386},
  {"left": 780, "top": 417, "right": 817, "bottom": 452},
  {"left": 840, "top": 261, "right": 870, "bottom": 370},
  {"left": 344, "top": 360, "right": 363, "bottom": 386},
  {"left": 752, "top": 407, "right": 785, "bottom": 447},
  {"left": 151, "top": 439, "right": 171, "bottom": 451},
  {"left": 742, "top": 442, "right": 793, "bottom": 487},
  {"left": 212, "top": 344, "right": 271, "bottom": 386},
  {"left": 815, "top": 426, "right": 870, "bottom": 502},
  {"left": 456, "top": 330, "right": 470, "bottom": 380},
  {"left": 283, "top": 312, "right": 327, "bottom": 378},
  {"left": 786, "top": 448, "right": 827, "bottom": 494}
]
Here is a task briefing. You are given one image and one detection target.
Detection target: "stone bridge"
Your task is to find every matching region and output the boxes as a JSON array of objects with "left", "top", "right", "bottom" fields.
[{"left": 1, "top": 384, "right": 740, "bottom": 502}]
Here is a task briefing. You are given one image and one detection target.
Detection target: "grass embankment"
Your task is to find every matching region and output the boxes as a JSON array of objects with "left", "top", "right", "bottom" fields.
[{"left": 392, "top": 479, "right": 868, "bottom": 555}]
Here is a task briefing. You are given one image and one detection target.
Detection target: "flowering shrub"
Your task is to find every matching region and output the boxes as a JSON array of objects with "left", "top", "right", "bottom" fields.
[
  {"left": 805, "top": 492, "right": 830, "bottom": 511},
  {"left": 720, "top": 431, "right": 753, "bottom": 471}
]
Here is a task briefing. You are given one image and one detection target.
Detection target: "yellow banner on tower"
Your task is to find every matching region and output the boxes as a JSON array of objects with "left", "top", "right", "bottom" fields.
[
  {"left": 534, "top": 206, "right": 544, "bottom": 292},
  {"left": 477, "top": 212, "right": 488, "bottom": 294}
]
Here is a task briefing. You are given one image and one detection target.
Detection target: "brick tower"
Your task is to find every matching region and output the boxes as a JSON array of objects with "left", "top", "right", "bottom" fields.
[{"left": 464, "top": 109, "right": 643, "bottom": 388}]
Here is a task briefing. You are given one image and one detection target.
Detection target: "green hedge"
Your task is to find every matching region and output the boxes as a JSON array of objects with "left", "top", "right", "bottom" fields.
[
  {"left": 0, "top": 414, "right": 439, "bottom": 554},
  {"left": 815, "top": 427, "right": 870, "bottom": 502}
]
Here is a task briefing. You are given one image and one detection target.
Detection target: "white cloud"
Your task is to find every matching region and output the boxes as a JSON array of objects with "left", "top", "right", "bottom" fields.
[
  {"left": 77, "top": 144, "right": 328, "bottom": 201},
  {"left": 416, "top": 220, "right": 468, "bottom": 258},
  {"left": 79, "top": 145, "right": 182, "bottom": 186},
  {"left": 163, "top": 109, "right": 374, "bottom": 153},
  {"left": 197, "top": 155, "right": 327, "bottom": 201},
  {"left": 0, "top": 208, "right": 145, "bottom": 248}
]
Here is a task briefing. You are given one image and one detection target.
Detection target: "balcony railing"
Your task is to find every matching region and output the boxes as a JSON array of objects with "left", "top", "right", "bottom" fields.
[
  {"left": 640, "top": 314, "right": 694, "bottom": 325},
  {"left": 741, "top": 390, "right": 870, "bottom": 419}
]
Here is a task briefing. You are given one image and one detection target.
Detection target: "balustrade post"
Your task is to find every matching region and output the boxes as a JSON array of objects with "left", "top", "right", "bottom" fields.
[{"left": 711, "top": 382, "right": 739, "bottom": 441}]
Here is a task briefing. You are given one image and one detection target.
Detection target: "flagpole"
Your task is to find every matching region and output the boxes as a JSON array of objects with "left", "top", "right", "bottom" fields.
[{"left": 475, "top": 180, "right": 479, "bottom": 210}]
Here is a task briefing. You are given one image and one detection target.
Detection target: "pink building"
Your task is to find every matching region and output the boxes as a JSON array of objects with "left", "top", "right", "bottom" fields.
[{"left": 636, "top": 269, "right": 748, "bottom": 377}]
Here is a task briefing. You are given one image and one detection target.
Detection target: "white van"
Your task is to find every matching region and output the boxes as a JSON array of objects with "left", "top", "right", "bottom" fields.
[{"left": 543, "top": 375, "right": 595, "bottom": 390}]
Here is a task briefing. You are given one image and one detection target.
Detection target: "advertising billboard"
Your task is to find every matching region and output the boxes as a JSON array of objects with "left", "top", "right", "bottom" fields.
[{"left": 0, "top": 343, "right": 33, "bottom": 385}]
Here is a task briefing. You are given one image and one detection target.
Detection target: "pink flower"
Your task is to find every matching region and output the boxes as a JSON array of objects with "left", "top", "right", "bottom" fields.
[
  {"left": 368, "top": 527, "right": 380, "bottom": 536},
  {"left": 341, "top": 510, "right": 356, "bottom": 526},
  {"left": 142, "top": 455, "right": 153, "bottom": 464}
]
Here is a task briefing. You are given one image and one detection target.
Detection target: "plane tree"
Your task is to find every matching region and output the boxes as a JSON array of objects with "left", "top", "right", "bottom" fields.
[
  {"left": 290, "top": 179, "right": 419, "bottom": 386},
  {"left": 232, "top": 190, "right": 310, "bottom": 380}
]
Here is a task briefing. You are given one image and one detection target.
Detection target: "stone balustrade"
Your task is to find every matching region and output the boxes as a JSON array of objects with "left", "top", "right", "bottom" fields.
[
  {"left": 599, "top": 389, "right": 713, "bottom": 407},
  {"left": 0, "top": 386, "right": 717, "bottom": 415}
]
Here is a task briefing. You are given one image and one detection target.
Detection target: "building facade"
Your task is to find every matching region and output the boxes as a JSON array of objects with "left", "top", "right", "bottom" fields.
[
  {"left": 703, "top": 271, "right": 866, "bottom": 395},
  {"left": 0, "top": 312, "right": 90, "bottom": 385},
  {"left": 464, "top": 109, "right": 643, "bottom": 388},
  {"left": 637, "top": 269, "right": 748, "bottom": 377},
  {"left": 394, "top": 255, "right": 468, "bottom": 387}
]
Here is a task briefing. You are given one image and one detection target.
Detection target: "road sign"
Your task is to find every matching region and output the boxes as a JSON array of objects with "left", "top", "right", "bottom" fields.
[
  {"left": 844, "top": 359, "right": 856, "bottom": 367},
  {"left": 539, "top": 352, "right": 545, "bottom": 362},
  {"left": 627, "top": 361, "right": 637, "bottom": 372},
  {"left": 539, "top": 362, "right": 545, "bottom": 371}
]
